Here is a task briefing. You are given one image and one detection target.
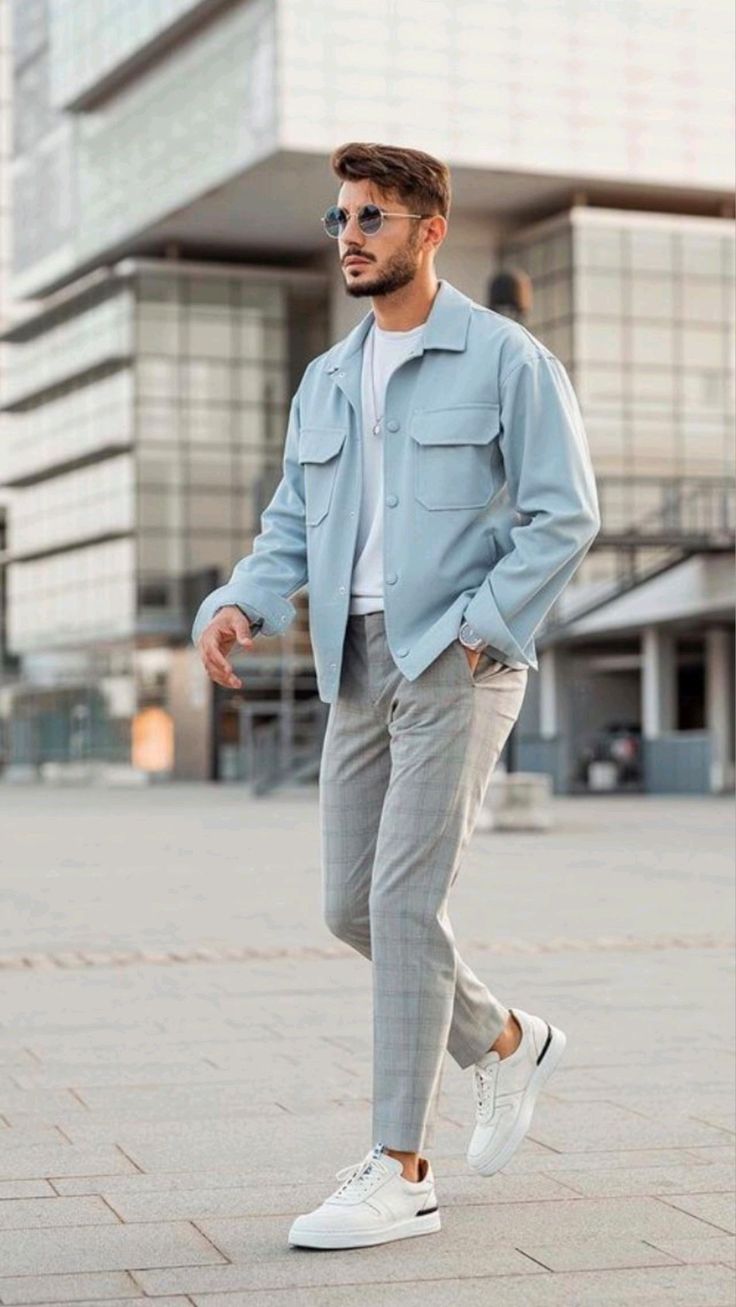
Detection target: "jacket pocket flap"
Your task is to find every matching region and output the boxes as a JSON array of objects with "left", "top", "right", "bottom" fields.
[
  {"left": 298, "top": 425, "right": 348, "bottom": 463},
  {"left": 409, "top": 403, "right": 500, "bottom": 446}
]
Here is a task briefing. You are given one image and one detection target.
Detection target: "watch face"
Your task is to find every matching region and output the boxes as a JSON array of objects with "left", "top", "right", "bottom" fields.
[{"left": 460, "top": 623, "right": 483, "bottom": 649}]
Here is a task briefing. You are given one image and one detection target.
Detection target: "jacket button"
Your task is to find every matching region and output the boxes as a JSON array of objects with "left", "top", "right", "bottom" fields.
[
  {"left": 397, "top": 647, "right": 408, "bottom": 656},
  {"left": 385, "top": 493, "right": 398, "bottom": 507},
  {"left": 386, "top": 572, "right": 398, "bottom": 584},
  {"left": 387, "top": 419, "right": 399, "bottom": 432}
]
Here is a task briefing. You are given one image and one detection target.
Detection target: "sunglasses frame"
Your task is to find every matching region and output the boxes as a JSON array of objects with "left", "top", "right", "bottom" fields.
[{"left": 321, "top": 203, "right": 432, "bottom": 238}]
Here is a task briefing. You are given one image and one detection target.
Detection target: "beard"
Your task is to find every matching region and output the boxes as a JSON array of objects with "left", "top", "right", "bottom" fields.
[{"left": 343, "top": 235, "right": 421, "bottom": 299}]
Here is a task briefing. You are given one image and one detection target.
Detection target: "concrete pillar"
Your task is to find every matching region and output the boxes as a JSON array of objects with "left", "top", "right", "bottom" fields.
[
  {"left": 539, "top": 645, "right": 568, "bottom": 737},
  {"left": 170, "top": 647, "right": 214, "bottom": 781},
  {"left": 539, "top": 645, "right": 571, "bottom": 790},
  {"left": 641, "top": 625, "right": 677, "bottom": 738},
  {"left": 705, "top": 626, "right": 735, "bottom": 793}
]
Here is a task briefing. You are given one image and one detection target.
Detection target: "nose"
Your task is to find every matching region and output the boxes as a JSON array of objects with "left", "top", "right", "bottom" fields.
[{"left": 339, "top": 210, "right": 366, "bottom": 242}]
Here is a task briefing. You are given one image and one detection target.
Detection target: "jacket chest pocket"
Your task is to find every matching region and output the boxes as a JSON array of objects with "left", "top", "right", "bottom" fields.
[
  {"left": 297, "top": 425, "right": 348, "bottom": 525},
  {"left": 409, "top": 403, "right": 501, "bottom": 510}
]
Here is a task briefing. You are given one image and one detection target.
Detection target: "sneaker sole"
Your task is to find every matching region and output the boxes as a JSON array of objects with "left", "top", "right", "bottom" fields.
[
  {"left": 467, "top": 1022, "right": 567, "bottom": 1176},
  {"left": 288, "top": 1206, "right": 441, "bottom": 1249}
]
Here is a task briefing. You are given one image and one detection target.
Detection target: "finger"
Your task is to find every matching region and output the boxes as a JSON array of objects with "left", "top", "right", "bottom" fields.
[
  {"left": 205, "top": 657, "right": 242, "bottom": 689},
  {"left": 213, "top": 669, "right": 242, "bottom": 689},
  {"left": 204, "top": 644, "right": 232, "bottom": 678},
  {"left": 233, "top": 622, "right": 255, "bottom": 646},
  {"left": 202, "top": 645, "right": 241, "bottom": 686}
]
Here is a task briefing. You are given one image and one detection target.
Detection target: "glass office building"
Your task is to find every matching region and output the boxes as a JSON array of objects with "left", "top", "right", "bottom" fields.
[
  {"left": 502, "top": 207, "right": 735, "bottom": 584},
  {"left": 0, "top": 263, "right": 327, "bottom": 772},
  {"left": 500, "top": 208, "right": 735, "bottom": 793}
]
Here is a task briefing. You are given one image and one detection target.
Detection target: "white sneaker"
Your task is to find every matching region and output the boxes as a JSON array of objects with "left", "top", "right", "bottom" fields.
[
  {"left": 467, "top": 1007, "right": 567, "bottom": 1176},
  {"left": 288, "top": 1142, "right": 441, "bottom": 1249}
]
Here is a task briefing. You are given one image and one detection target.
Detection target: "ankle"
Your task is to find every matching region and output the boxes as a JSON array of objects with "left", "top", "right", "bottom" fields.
[
  {"left": 384, "top": 1147, "right": 423, "bottom": 1181},
  {"left": 489, "top": 1011, "right": 522, "bottom": 1059}
]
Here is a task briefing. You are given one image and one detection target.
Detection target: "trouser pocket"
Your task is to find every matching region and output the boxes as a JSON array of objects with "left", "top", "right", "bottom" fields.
[{"left": 452, "top": 638, "right": 506, "bottom": 684}]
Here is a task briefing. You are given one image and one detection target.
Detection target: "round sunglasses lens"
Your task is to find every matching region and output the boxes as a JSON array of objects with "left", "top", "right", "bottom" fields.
[
  {"left": 358, "top": 205, "right": 382, "bottom": 234},
  {"left": 323, "top": 207, "right": 344, "bottom": 237}
]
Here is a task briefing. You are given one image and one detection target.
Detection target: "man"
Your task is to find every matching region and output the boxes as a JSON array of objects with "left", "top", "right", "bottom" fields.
[{"left": 192, "top": 142, "right": 600, "bottom": 1250}]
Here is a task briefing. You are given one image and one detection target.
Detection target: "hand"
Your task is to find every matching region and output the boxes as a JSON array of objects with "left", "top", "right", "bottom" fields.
[
  {"left": 459, "top": 641, "right": 483, "bottom": 674},
  {"left": 196, "top": 606, "right": 257, "bottom": 688}
]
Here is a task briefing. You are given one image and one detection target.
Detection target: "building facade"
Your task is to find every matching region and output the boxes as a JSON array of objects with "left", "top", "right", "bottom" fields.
[{"left": 0, "top": 0, "right": 734, "bottom": 789}]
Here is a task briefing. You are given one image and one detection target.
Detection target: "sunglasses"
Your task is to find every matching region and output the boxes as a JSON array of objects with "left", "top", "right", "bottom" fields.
[{"left": 321, "top": 203, "right": 431, "bottom": 238}]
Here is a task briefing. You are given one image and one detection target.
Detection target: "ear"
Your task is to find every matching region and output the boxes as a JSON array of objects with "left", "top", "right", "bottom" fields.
[{"left": 428, "top": 214, "right": 448, "bottom": 251}]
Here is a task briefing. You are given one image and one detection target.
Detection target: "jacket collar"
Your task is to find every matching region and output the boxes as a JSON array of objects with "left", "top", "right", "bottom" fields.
[{"left": 322, "top": 278, "right": 472, "bottom": 374}]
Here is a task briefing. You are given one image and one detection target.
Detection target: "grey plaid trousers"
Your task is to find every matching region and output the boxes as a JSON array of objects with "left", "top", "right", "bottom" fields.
[{"left": 319, "top": 611, "right": 529, "bottom": 1153}]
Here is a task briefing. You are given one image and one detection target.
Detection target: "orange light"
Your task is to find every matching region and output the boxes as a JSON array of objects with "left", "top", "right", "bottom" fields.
[{"left": 132, "top": 706, "right": 174, "bottom": 772}]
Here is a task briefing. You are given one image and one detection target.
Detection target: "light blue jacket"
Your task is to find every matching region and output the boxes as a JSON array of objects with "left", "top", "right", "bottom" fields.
[{"left": 191, "top": 278, "right": 600, "bottom": 702}]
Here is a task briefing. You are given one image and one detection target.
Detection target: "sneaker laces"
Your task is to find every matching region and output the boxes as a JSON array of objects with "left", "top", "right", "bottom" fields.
[
  {"left": 332, "top": 1142, "right": 390, "bottom": 1200},
  {"left": 473, "top": 1062, "right": 498, "bottom": 1122}
]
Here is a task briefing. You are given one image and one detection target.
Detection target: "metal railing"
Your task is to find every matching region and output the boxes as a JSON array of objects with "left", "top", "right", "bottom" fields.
[
  {"left": 237, "top": 697, "right": 329, "bottom": 795},
  {"left": 541, "top": 474, "right": 735, "bottom": 638},
  {"left": 593, "top": 474, "right": 735, "bottom": 550}
]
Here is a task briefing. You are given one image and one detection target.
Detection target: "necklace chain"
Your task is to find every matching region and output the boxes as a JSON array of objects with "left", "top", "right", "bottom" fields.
[
  {"left": 369, "top": 325, "right": 383, "bottom": 436},
  {"left": 368, "top": 323, "right": 423, "bottom": 437}
]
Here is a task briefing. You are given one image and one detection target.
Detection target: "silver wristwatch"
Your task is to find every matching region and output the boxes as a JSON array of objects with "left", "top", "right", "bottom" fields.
[{"left": 458, "top": 620, "right": 485, "bottom": 651}]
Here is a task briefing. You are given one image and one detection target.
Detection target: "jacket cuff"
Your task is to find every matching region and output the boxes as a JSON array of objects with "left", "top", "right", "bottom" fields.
[
  {"left": 461, "top": 586, "right": 537, "bottom": 670},
  {"left": 191, "top": 581, "right": 295, "bottom": 645}
]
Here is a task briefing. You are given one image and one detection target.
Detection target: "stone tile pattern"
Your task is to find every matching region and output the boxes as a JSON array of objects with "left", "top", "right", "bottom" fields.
[{"left": 0, "top": 787, "right": 733, "bottom": 1304}]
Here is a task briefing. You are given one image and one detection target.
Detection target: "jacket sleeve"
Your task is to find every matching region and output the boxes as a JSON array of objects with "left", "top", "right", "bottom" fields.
[
  {"left": 190, "top": 388, "right": 308, "bottom": 645},
  {"left": 460, "top": 349, "right": 600, "bottom": 667}
]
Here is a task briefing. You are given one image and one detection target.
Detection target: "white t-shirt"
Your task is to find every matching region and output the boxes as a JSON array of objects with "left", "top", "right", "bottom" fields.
[{"left": 349, "top": 320, "right": 425, "bottom": 615}]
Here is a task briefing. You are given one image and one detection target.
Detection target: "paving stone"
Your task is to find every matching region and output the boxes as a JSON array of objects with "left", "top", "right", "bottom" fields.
[
  {"left": 0, "top": 1195, "right": 120, "bottom": 1230},
  {"left": 686, "top": 1144, "right": 736, "bottom": 1165},
  {"left": 61, "top": 1072, "right": 360, "bottom": 1119},
  {"left": 0, "top": 1127, "right": 72, "bottom": 1150},
  {"left": 0, "top": 1180, "right": 55, "bottom": 1199},
  {"left": 0, "top": 1222, "right": 226, "bottom": 1277},
  {"left": 499, "top": 1145, "right": 729, "bottom": 1174},
  {"left": 10, "top": 1061, "right": 233, "bottom": 1089},
  {"left": 514, "top": 1098, "right": 731, "bottom": 1152},
  {"left": 96, "top": 1168, "right": 571, "bottom": 1223},
  {"left": 190, "top": 1194, "right": 716, "bottom": 1269},
  {"left": 644, "top": 1233, "right": 735, "bottom": 1267},
  {"left": 75, "top": 1114, "right": 378, "bottom": 1175},
  {"left": 0, "top": 1145, "right": 140, "bottom": 1182},
  {"left": 183, "top": 1264, "right": 736, "bottom": 1306},
  {"left": 132, "top": 1236, "right": 537, "bottom": 1295},
  {"left": 548, "top": 1162, "right": 734, "bottom": 1196},
  {"left": 516, "top": 1235, "right": 680, "bottom": 1271},
  {"left": 657, "top": 1191, "right": 736, "bottom": 1234},
  {"left": 0, "top": 1272, "right": 141, "bottom": 1305},
  {"left": 0, "top": 1088, "right": 88, "bottom": 1118}
]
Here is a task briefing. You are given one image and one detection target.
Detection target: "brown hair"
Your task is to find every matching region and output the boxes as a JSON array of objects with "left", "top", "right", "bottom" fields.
[{"left": 330, "top": 142, "right": 451, "bottom": 220}]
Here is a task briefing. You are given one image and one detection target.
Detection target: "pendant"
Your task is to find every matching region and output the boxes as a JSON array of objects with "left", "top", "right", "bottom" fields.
[{"left": 372, "top": 420, "right": 381, "bottom": 435}]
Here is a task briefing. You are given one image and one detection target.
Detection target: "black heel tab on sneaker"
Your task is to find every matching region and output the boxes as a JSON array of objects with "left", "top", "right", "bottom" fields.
[{"left": 536, "top": 1022, "right": 553, "bottom": 1064}]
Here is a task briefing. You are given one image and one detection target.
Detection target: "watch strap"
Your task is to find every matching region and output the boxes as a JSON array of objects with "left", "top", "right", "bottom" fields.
[{"left": 237, "top": 606, "right": 264, "bottom": 635}]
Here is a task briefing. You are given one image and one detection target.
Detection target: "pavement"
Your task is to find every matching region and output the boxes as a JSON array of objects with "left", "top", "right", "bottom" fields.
[{"left": 0, "top": 783, "right": 734, "bottom": 1306}]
